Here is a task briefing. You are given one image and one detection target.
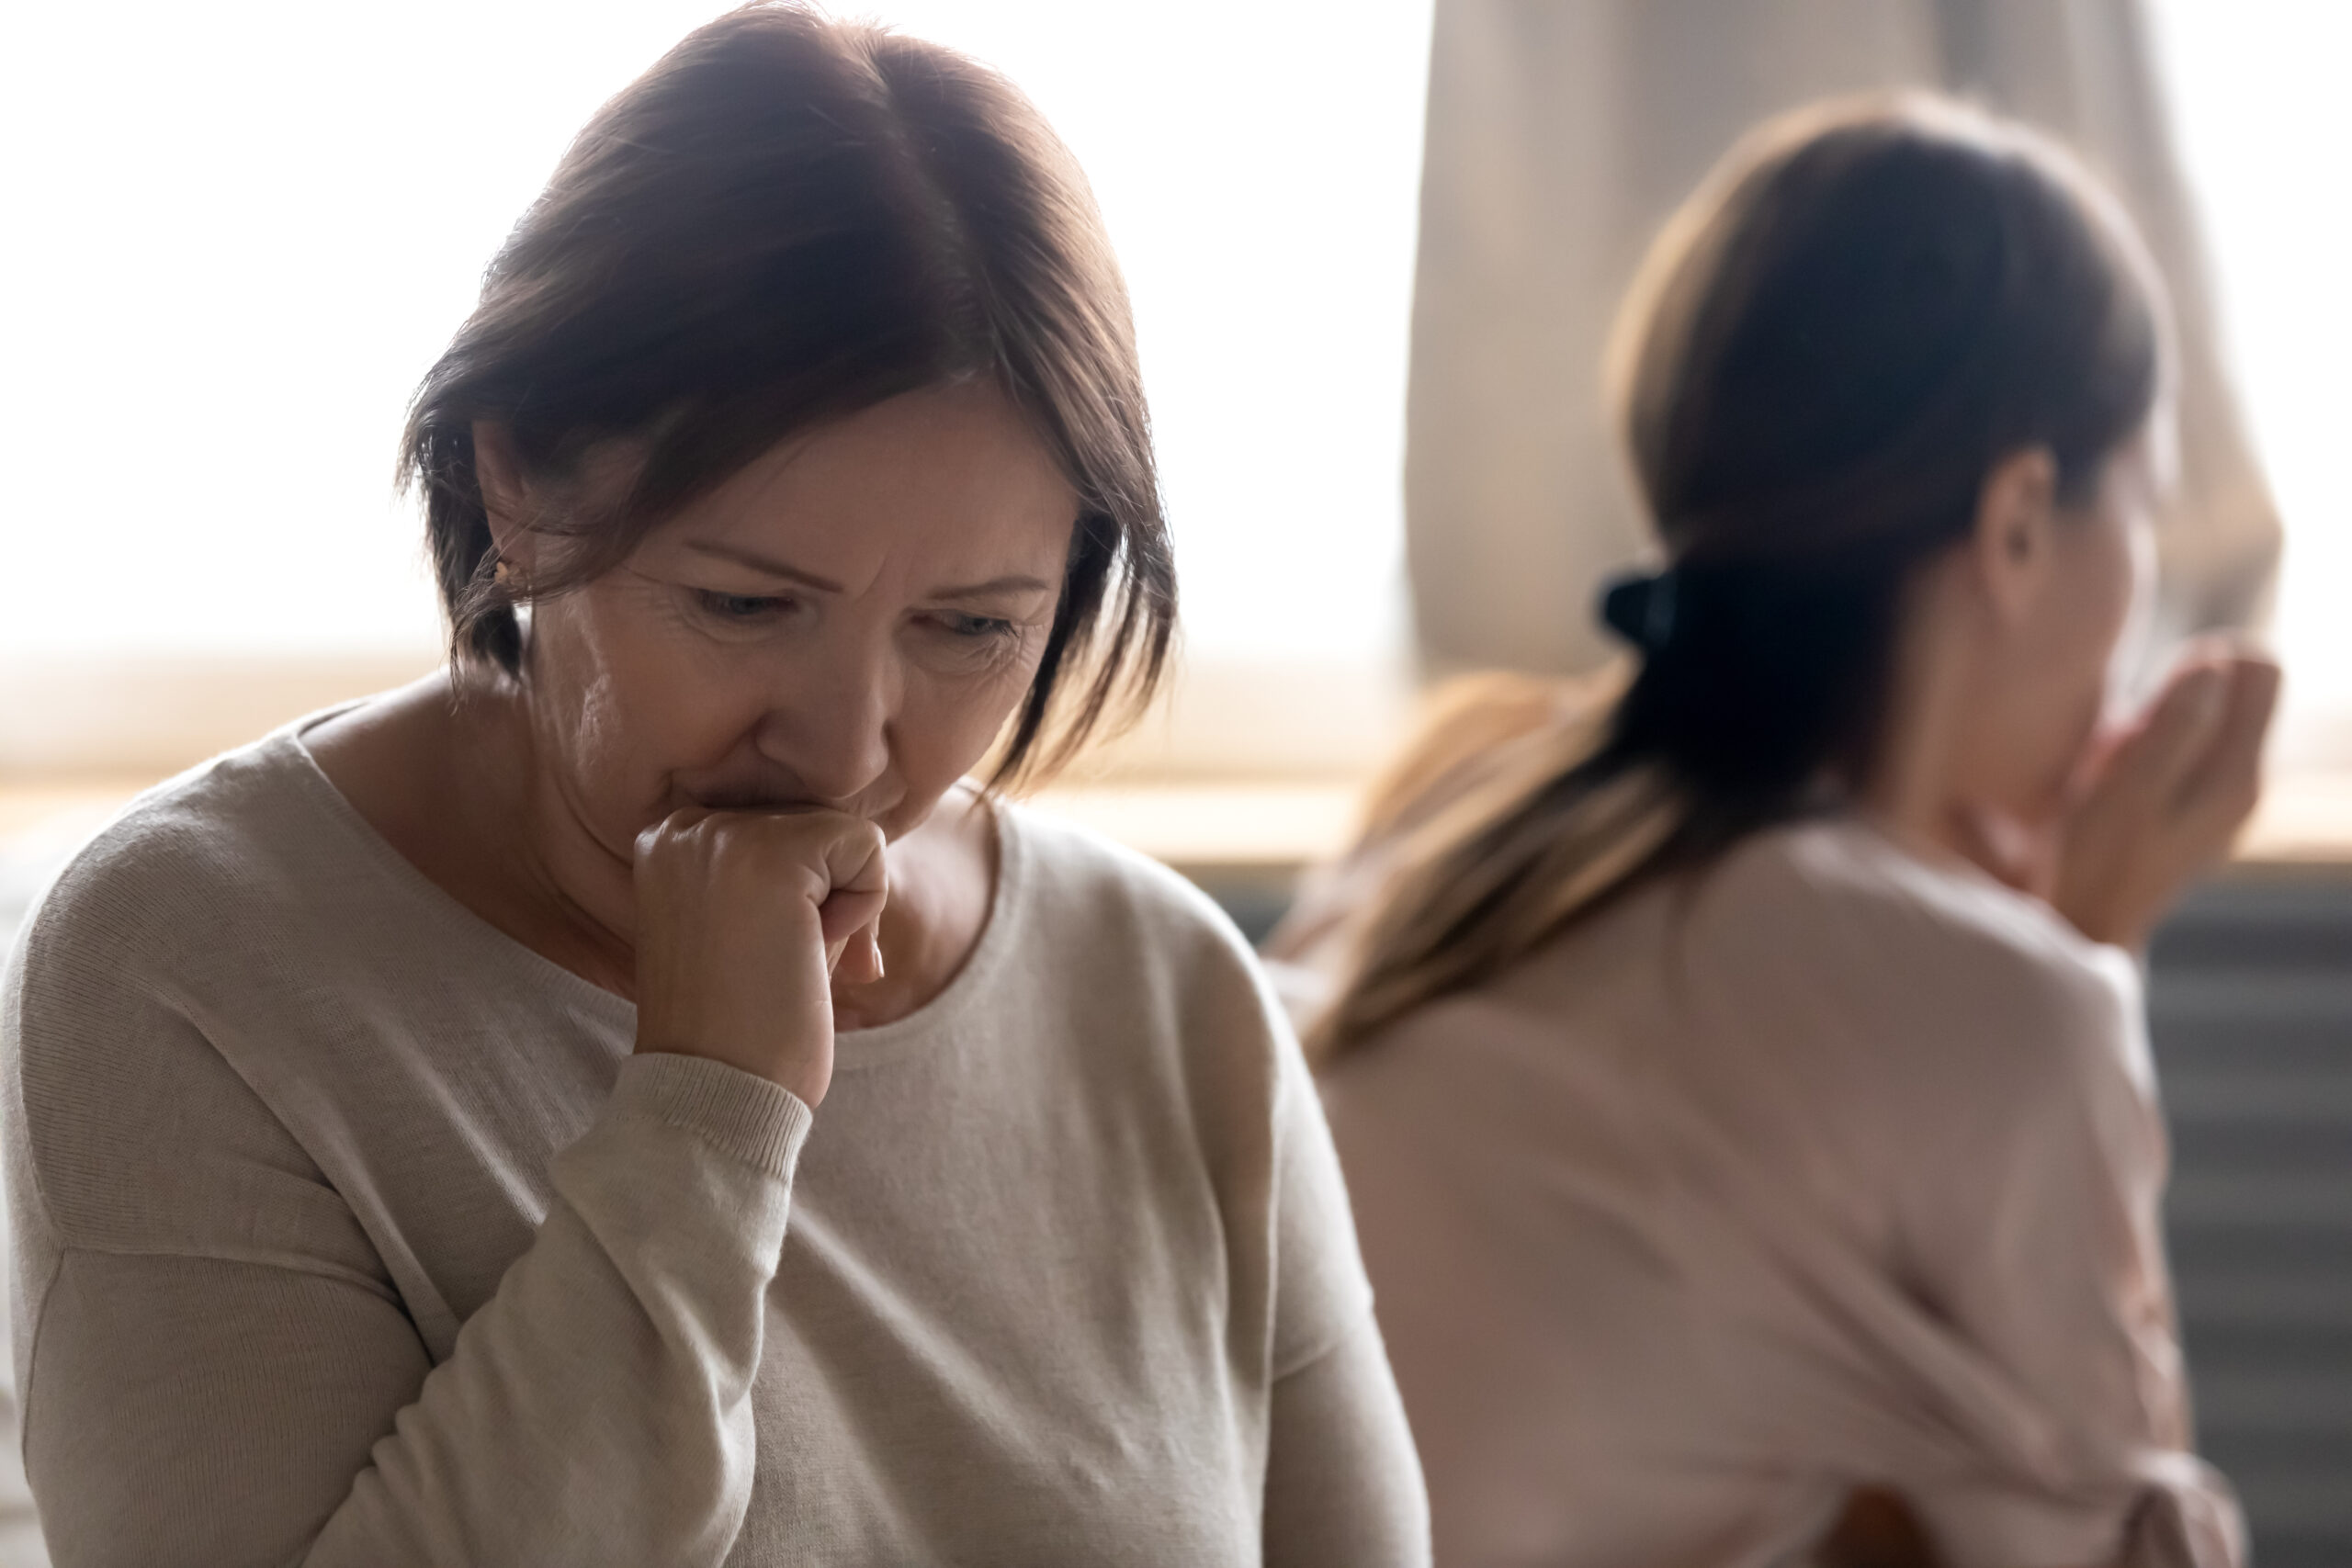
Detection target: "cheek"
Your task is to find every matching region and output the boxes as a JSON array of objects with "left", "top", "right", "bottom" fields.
[
  {"left": 2028, "top": 519, "right": 2143, "bottom": 784},
  {"left": 899, "top": 638, "right": 1052, "bottom": 781},
  {"left": 531, "top": 592, "right": 760, "bottom": 824},
  {"left": 2109, "top": 513, "right": 2159, "bottom": 689},
  {"left": 2098, "top": 512, "right": 2147, "bottom": 629},
  {"left": 2076, "top": 514, "right": 2150, "bottom": 717}
]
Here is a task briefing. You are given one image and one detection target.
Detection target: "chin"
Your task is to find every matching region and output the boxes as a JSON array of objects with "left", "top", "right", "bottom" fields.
[{"left": 873, "top": 791, "right": 952, "bottom": 843}]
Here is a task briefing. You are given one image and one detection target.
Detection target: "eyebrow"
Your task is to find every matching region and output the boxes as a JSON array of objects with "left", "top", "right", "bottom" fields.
[{"left": 681, "top": 540, "right": 1054, "bottom": 600}]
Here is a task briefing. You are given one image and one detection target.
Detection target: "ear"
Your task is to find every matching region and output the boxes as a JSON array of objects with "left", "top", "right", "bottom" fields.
[
  {"left": 1966, "top": 447, "right": 2060, "bottom": 626},
  {"left": 472, "top": 419, "right": 537, "bottom": 571}
]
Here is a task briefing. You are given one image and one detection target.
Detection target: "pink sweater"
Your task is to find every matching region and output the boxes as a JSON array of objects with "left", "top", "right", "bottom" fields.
[{"left": 1320, "top": 817, "right": 2239, "bottom": 1568}]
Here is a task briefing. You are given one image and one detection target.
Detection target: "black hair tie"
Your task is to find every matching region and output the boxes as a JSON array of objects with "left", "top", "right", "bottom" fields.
[{"left": 1599, "top": 568, "right": 1679, "bottom": 654}]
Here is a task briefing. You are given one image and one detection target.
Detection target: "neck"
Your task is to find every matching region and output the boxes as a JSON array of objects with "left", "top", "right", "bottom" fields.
[
  {"left": 831, "top": 788, "right": 995, "bottom": 1031},
  {"left": 1855, "top": 588, "right": 1981, "bottom": 870},
  {"left": 448, "top": 672, "right": 645, "bottom": 993}
]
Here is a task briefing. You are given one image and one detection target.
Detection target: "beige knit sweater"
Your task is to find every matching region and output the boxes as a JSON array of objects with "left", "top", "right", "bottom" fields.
[{"left": 1, "top": 725, "right": 1426, "bottom": 1566}]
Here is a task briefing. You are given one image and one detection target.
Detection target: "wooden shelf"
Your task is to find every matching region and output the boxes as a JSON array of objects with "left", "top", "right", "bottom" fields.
[
  {"left": 2235, "top": 773, "right": 2352, "bottom": 868},
  {"left": 6, "top": 772, "right": 2349, "bottom": 886}
]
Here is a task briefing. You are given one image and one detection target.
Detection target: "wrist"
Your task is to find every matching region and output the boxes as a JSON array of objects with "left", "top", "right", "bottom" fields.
[
  {"left": 2051, "top": 876, "right": 2152, "bottom": 950},
  {"left": 632, "top": 1033, "right": 831, "bottom": 1108}
]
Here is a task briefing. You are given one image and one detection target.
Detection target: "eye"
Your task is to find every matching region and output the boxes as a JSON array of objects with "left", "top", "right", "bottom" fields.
[
  {"left": 936, "top": 612, "right": 1017, "bottom": 641},
  {"left": 693, "top": 589, "right": 791, "bottom": 622}
]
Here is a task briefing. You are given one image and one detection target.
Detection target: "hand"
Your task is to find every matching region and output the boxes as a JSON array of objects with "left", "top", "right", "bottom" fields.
[
  {"left": 1956, "top": 645, "right": 2280, "bottom": 950},
  {"left": 631, "top": 807, "right": 888, "bottom": 1107},
  {"left": 1813, "top": 1486, "right": 1941, "bottom": 1568}
]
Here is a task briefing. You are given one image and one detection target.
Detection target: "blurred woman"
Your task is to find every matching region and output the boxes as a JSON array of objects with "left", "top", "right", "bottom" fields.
[
  {"left": 1285, "top": 96, "right": 2271, "bottom": 1568},
  {"left": 0, "top": 7, "right": 1426, "bottom": 1563}
]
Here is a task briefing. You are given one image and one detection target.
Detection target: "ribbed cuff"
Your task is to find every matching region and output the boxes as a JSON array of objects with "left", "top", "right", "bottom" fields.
[{"left": 608, "top": 1053, "right": 814, "bottom": 1179}]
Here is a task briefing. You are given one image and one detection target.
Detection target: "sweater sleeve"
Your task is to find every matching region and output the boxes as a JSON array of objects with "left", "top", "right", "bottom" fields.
[
  {"left": 1268, "top": 1021, "right": 1376, "bottom": 1377},
  {"left": 1893, "top": 947, "right": 2243, "bottom": 1568},
  {"left": 13, "top": 1039, "right": 808, "bottom": 1568},
  {"left": 1261, "top": 1317, "right": 1430, "bottom": 1568},
  {"left": 1259, "top": 1023, "right": 1427, "bottom": 1564}
]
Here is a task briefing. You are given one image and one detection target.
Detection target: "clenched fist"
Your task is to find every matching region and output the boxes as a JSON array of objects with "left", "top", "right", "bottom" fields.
[{"left": 632, "top": 807, "right": 888, "bottom": 1108}]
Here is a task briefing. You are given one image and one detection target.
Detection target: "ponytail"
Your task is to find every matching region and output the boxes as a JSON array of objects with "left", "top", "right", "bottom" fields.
[{"left": 1307, "top": 682, "right": 1682, "bottom": 1055}]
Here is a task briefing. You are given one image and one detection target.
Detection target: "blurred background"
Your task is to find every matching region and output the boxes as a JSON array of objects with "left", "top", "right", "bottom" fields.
[{"left": 0, "top": 0, "right": 2346, "bottom": 1562}]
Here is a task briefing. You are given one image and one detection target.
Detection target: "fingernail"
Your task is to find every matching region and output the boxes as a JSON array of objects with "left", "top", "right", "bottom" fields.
[{"left": 869, "top": 931, "right": 885, "bottom": 979}]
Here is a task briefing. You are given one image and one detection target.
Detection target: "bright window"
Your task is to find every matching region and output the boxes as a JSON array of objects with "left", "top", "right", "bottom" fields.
[
  {"left": 16, "top": 4, "right": 2334, "bottom": 780},
  {"left": 2149, "top": 0, "right": 2352, "bottom": 760},
  {"left": 0, "top": 1, "right": 1432, "bottom": 667}
]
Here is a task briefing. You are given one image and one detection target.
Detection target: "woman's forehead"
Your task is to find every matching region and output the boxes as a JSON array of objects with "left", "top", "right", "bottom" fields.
[{"left": 638, "top": 387, "right": 1080, "bottom": 588}]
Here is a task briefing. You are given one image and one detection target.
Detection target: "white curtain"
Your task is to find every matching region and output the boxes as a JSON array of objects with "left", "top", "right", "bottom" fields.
[{"left": 1404, "top": 0, "right": 2279, "bottom": 676}]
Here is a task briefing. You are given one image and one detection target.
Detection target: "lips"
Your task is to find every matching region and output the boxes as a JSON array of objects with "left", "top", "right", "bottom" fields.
[
  {"left": 692, "top": 790, "right": 820, "bottom": 813},
  {"left": 678, "top": 784, "right": 904, "bottom": 822}
]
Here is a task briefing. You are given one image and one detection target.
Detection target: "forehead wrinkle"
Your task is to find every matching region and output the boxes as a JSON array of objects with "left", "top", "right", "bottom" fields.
[
  {"left": 661, "top": 390, "right": 1077, "bottom": 604},
  {"left": 679, "top": 538, "right": 843, "bottom": 592},
  {"left": 932, "top": 573, "right": 1056, "bottom": 602}
]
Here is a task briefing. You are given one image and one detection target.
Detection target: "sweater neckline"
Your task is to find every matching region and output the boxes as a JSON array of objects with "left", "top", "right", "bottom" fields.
[{"left": 262, "top": 706, "right": 1024, "bottom": 1071}]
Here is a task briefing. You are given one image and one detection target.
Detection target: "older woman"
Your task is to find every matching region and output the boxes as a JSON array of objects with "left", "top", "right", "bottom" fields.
[{"left": 0, "top": 7, "right": 1426, "bottom": 1564}]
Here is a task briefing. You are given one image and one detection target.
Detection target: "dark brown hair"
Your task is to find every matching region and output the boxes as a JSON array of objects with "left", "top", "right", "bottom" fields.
[
  {"left": 399, "top": 3, "right": 1174, "bottom": 784},
  {"left": 1312, "top": 94, "right": 2166, "bottom": 1056}
]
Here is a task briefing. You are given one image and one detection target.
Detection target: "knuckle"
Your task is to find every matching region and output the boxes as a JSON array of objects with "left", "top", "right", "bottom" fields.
[{"left": 637, "top": 818, "right": 686, "bottom": 863}]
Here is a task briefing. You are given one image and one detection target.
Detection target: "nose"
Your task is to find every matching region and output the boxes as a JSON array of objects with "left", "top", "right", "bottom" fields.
[{"left": 753, "top": 637, "right": 897, "bottom": 808}]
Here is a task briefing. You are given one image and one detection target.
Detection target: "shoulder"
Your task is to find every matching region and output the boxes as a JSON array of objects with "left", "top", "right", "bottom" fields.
[
  {"left": 997, "top": 800, "right": 1262, "bottom": 981},
  {"left": 17, "top": 730, "right": 341, "bottom": 987},
  {"left": 991, "top": 799, "right": 1302, "bottom": 1096},
  {"left": 1695, "top": 817, "right": 2144, "bottom": 1112},
  {"left": 1712, "top": 818, "right": 2132, "bottom": 1017},
  {"left": 5, "top": 733, "right": 347, "bottom": 1254}
]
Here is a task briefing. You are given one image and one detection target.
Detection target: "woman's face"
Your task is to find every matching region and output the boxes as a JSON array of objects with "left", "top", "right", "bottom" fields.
[
  {"left": 1951, "top": 429, "right": 2162, "bottom": 820},
  {"left": 511, "top": 382, "right": 1080, "bottom": 856}
]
